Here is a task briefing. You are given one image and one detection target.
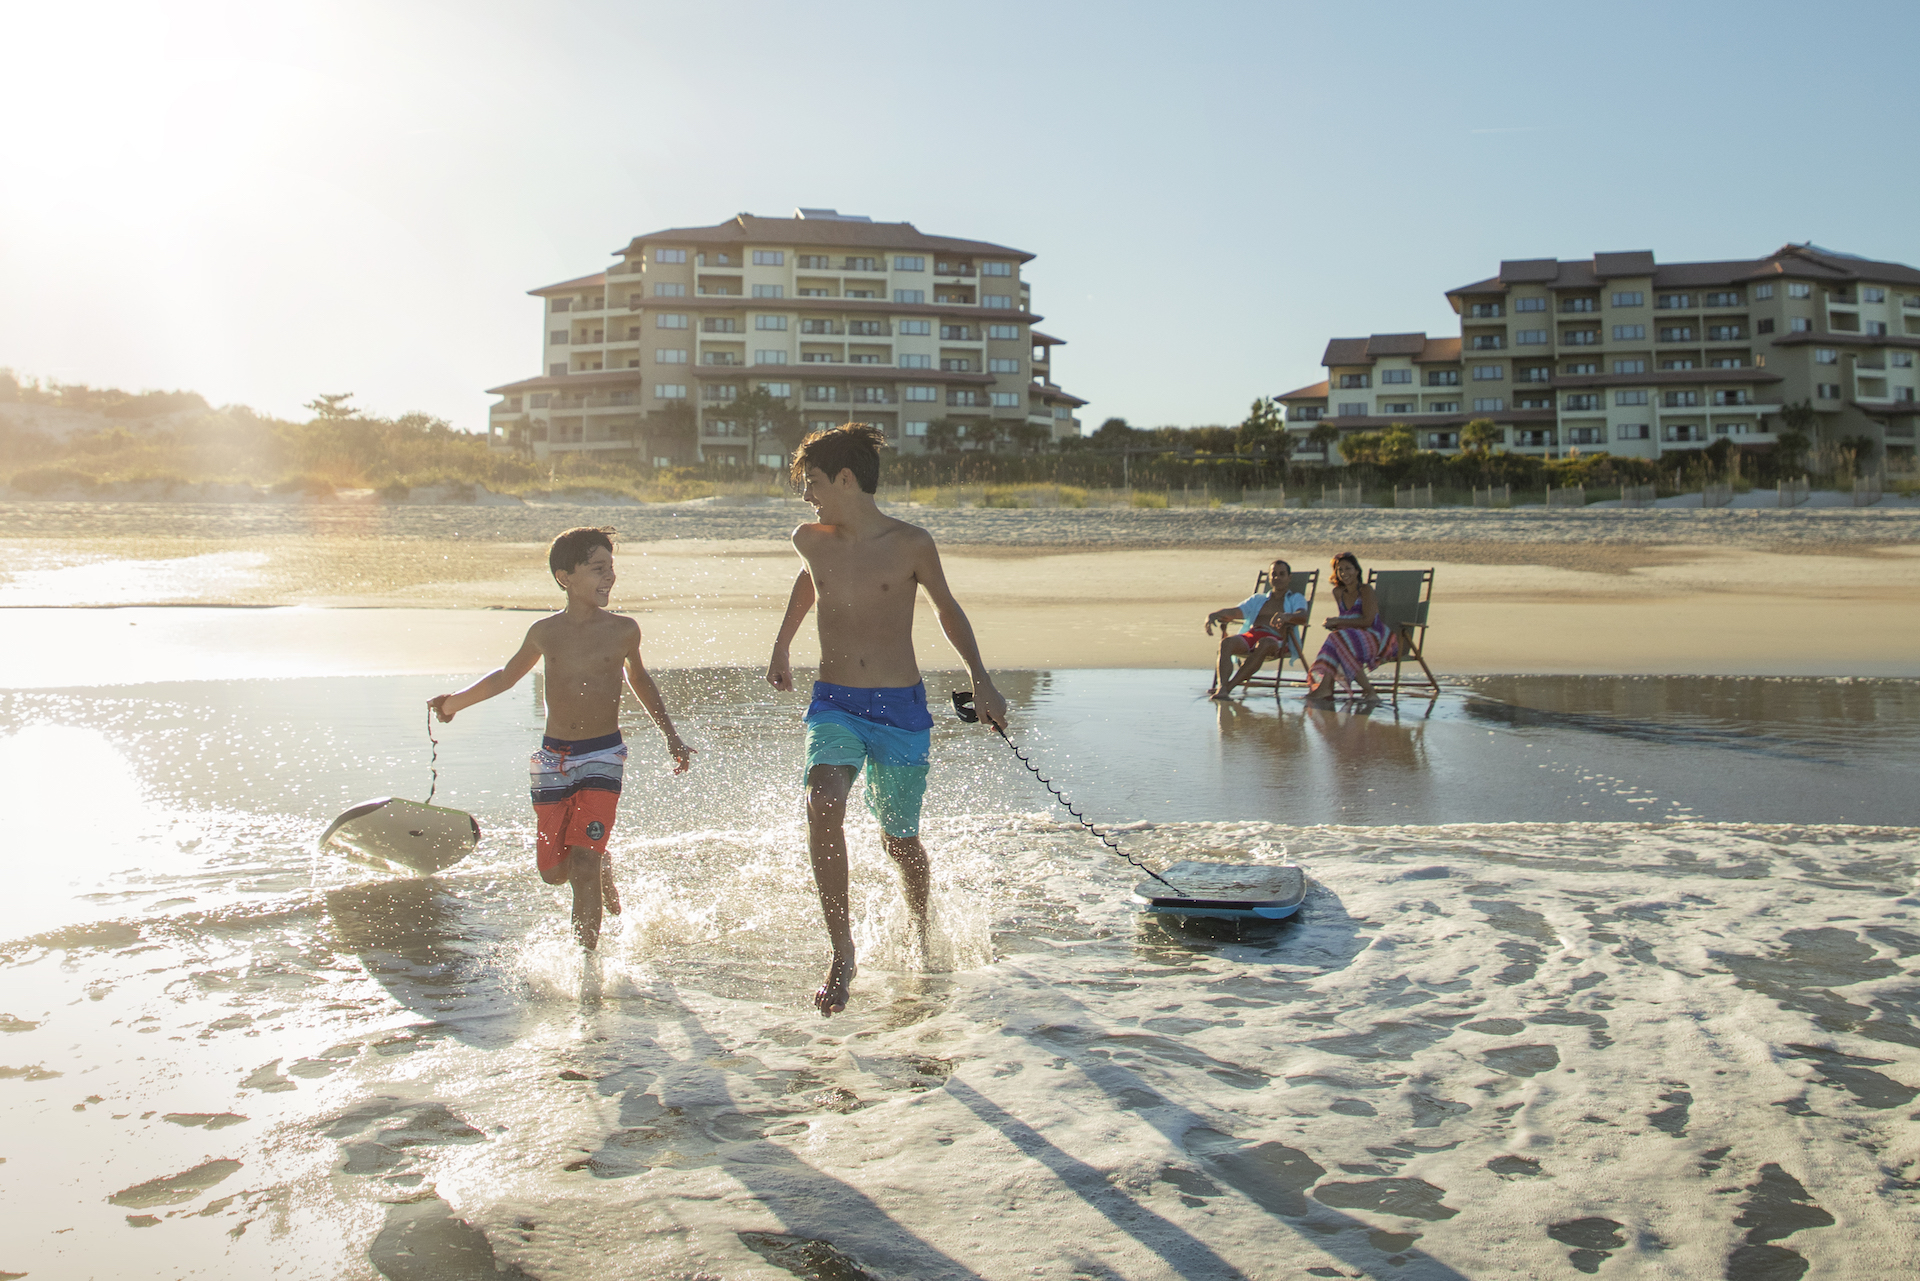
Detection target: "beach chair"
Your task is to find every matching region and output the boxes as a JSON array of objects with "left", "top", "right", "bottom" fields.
[
  {"left": 1366, "top": 568, "right": 1439, "bottom": 697},
  {"left": 1238, "top": 567, "right": 1318, "bottom": 692}
]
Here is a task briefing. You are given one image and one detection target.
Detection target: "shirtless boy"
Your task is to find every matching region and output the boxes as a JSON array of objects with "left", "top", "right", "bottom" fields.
[
  {"left": 765, "top": 425, "right": 1007, "bottom": 1017},
  {"left": 428, "top": 527, "right": 693, "bottom": 950}
]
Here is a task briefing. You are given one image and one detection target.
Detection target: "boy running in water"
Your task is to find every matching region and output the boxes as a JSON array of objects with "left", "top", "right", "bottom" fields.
[
  {"left": 429, "top": 526, "right": 693, "bottom": 950},
  {"left": 765, "top": 425, "right": 1007, "bottom": 1016}
]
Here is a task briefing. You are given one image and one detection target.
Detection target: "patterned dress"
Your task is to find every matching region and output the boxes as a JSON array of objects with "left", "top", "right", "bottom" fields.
[{"left": 1310, "top": 589, "right": 1401, "bottom": 689}]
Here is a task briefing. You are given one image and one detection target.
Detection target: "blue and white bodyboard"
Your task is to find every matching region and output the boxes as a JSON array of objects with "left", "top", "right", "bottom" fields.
[{"left": 1132, "top": 861, "right": 1305, "bottom": 922}]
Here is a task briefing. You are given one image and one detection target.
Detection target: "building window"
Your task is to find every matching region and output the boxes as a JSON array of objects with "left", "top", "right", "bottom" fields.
[
  {"left": 800, "top": 320, "right": 838, "bottom": 335},
  {"left": 1613, "top": 359, "right": 1647, "bottom": 374},
  {"left": 1468, "top": 302, "right": 1504, "bottom": 319},
  {"left": 1381, "top": 401, "right": 1415, "bottom": 413},
  {"left": 705, "top": 318, "right": 743, "bottom": 334},
  {"left": 1754, "top": 284, "right": 1775, "bottom": 300},
  {"left": 1470, "top": 334, "right": 1506, "bottom": 350},
  {"left": 1562, "top": 297, "right": 1597, "bottom": 313},
  {"left": 1562, "top": 330, "right": 1598, "bottom": 345},
  {"left": 655, "top": 348, "right": 687, "bottom": 364},
  {"left": 1787, "top": 282, "right": 1812, "bottom": 299},
  {"left": 1816, "top": 383, "right": 1841, "bottom": 399},
  {"left": 1613, "top": 325, "right": 1646, "bottom": 341},
  {"left": 1713, "top": 390, "right": 1751, "bottom": 406},
  {"left": 1516, "top": 395, "right": 1552, "bottom": 409},
  {"left": 1704, "top": 291, "right": 1742, "bottom": 307},
  {"left": 752, "top": 250, "right": 785, "bottom": 266},
  {"left": 1518, "top": 367, "right": 1552, "bottom": 382},
  {"left": 656, "top": 314, "right": 688, "bottom": 329},
  {"left": 1611, "top": 291, "right": 1645, "bottom": 307},
  {"left": 838, "top": 257, "right": 876, "bottom": 272},
  {"left": 1663, "top": 424, "right": 1705, "bottom": 443},
  {"left": 797, "top": 254, "right": 829, "bottom": 270},
  {"left": 1662, "top": 358, "right": 1696, "bottom": 370},
  {"left": 1564, "top": 362, "right": 1598, "bottom": 374},
  {"left": 981, "top": 261, "right": 1013, "bottom": 277},
  {"left": 990, "top": 392, "right": 1019, "bottom": 407},
  {"left": 1657, "top": 293, "right": 1692, "bottom": 309},
  {"left": 1789, "top": 317, "right": 1811, "bottom": 332},
  {"left": 752, "top": 284, "right": 784, "bottom": 299},
  {"left": 797, "top": 288, "right": 830, "bottom": 297},
  {"left": 903, "top": 386, "right": 937, "bottom": 402},
  {"left": 847, "top": 320, "right": 884, "bottom": 336},
  {"left": 1426, "top": 370, "right": 1460, "bottom": 386},
  {"left": 758, "top": 382, "right": 792, "bottom": 398},
  {"left": 1514, "top": 297, "right": 1546, "bottom": 312},
  {"left": 1815, "top": 348, "right": 1839, "bottom": 364},
  {"left": 1380, "top": 369, "right": 1412, "bottom": 384},
  {"left": 1516, "top": 329, "right": 1548, "bottom": 345},
  {"left": 900, "top": 320, "right": 932, "bottom": 336},
  {"left": 1658, "top": 326, "right": 1695, "bottom": 342},
  {"left": 1615, "top": 390, "right": 1649, "bottom": 406},
  {"left": 1568, "top": 426, "right": 1604, "bottom": 445},
  {"left": 891, "top": 255, "right": 926, "bottom": 272},
  {"left": 1429, "top": 400, "right": 1460, "bottom": 412},
  {"left": 655, "top": 384, "right": 686, "bottom": 399},
  {"left": 550, "top": 330, "right": 569, "bottom": 344},
  {"left": 1710, "top": 357, "right": 1746, "bottom": 369},
  {"left": 1863, "top": 287, "right": 1887, "bottom": 303},
  {"left": 754, "top": 350, "right": 787, "bottom": 365},
  {"left": 1515, "top": 429, "right": 1554, "bottom": 447},
  {"left": 940, "top": 325, "right": 976, "bottom": 340},
  {"left": 1339, "top": 374, "right": 1371, "bottom": 389},
  {"left": 1707, "top": 325, "right": 1743, "bottom": 341},
  {"left": 1563, "top": 394, "right": 1599, "bottom": 411},
  {"left": 1866, "top": 320, "right": 1888, "bottom": 336},
  {"left": 1617, "top": 423, "right": 1650, "bottom": 440},
  {"left": 1472, "top": 397, "right": 1504, "bottom": 412},
  {"left": 894, "top": 289, "right": 925, "bottom": 304},
  {"left": 1891, "top": 352, "right": 1915, "bottom": 368},
  {"left": 948, "top": 390, "right": 982, "bottom": 406},
  {"left": 988, "top": 358, "right": 1020, "bottom": 373},
  {"left": 805, "top": 386, "right": 841, "bottom": 403},
  {"left": 986, "top": 324, "right": 1019, "bottom": 340},
  {"left": 754, "top": 315, "right": 788, "bottom": 331},
  {"left": 1663, "top": 390, "right": 1701, "bottom": 407},
  {"left": 1757, "top": 318, "right": 1775, "bottom": 334},
  {"left": 1338, "top": 402, "right": 1367, "bottom": 416},
  {"left": 654, "top": 283, "right": 686, "bottom": 297},
  {"left": 655, "top": 248, "right": 687, "bottom": 264},
  {"left": 982, "top": 294, "right": 1013, "bottom": 309},
  {"left": 1472, "top": 365, "right": 1504, "bottom": 381},
  {"left": 899, "top": 354, "right": 931, "bottom": 369},
  {"left": 903, "top": 420, "right": 929, "bottom": 437}
]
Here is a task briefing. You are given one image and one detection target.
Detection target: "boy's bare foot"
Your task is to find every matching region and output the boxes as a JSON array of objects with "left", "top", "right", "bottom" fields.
[
  {"left": 814, "top": 953, "right": 857, "bottom": 1016},
  {"left": 600, "top": 857, "right": 622, "bottom": 916}
]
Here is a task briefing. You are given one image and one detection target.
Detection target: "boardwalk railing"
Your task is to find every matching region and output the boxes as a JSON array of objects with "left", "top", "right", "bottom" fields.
[
  {"left": 1853, "top": 472, "right": 1883, "bottom": 507},
  {"left": 1546, "top": 485, "right": 1585, "bottom": 508},
  {"left": 1702, "top": 482, "right": 1733, "bottom": 509},
  {"left": 1620, "top": 484, "right": 1657, "bottom": 508},
  {"left": 1319, "top": 484, "right": 1367, "bottom": 509},
  {"left": 1472, "top": 485, "right": 1511, "bottom": 508},
  {"left": 1393, "top": 484, "right": 1434, "bottom": 509},
  {"left": 1777, "top": 475, "right": 1809, "bottom": 508}
]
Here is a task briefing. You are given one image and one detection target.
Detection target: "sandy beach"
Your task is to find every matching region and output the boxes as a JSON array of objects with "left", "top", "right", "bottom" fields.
[{"left": 2, "top": 501, "right": 1917, "bottom": 682}]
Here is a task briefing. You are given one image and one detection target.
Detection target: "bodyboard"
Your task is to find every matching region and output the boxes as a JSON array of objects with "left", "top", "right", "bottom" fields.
[
  {"left": 1131, "top": 861, "right": 1305, "bottom": 921},
  {"left": 318, "top": 797, "right": 479, "bottom": 876}
]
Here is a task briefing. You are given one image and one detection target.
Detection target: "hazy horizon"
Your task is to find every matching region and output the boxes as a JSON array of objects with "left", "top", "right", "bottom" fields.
[{"left": 6, "top": 0, "right": 1920, "bottom": 435}]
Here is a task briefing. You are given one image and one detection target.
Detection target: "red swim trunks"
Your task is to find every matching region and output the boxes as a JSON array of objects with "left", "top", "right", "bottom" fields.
[
  {"left": 1241, "top": 627, "right": 1286, "bottom": 650},
  {"left": 528, "top": 732, "right": 627, "bottom": 883}
]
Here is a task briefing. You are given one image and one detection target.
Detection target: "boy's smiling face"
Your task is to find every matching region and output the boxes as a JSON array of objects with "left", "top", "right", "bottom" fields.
[{"left": 556, "top": 545, "right": 615, "bottom": 607}]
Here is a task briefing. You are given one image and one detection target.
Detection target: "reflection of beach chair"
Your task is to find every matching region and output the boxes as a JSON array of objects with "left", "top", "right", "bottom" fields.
[
  {"left": 1239, "top": 567, "right": 1318, "bottom": 693},
  {"left": 1366, "top": 568, "right": 1439, "bottom": 697}
]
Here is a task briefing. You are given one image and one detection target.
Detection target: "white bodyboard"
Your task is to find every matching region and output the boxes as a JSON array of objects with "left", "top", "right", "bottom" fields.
[
  {"left": 318, "top": 797, "right": 479, "bottom": 876},
  {"left": 1131, "top": 861, "right": 1305, "bottom": 921}
]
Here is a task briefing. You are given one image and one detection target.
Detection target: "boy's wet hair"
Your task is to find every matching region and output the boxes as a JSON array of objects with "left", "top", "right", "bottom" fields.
[
  {"left": 549, "top": 526, "right": 615, "bottom": 578},
  {"left": 792, "top": 422, "right": 887, "bottom": 494}
]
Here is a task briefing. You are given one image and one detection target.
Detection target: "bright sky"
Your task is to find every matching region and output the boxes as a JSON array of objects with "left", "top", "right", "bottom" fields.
[{"left": 5, "top": 0, "right": 1920, "bottom": 433}]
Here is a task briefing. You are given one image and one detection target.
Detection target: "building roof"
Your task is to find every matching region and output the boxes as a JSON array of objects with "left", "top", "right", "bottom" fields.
[
  {"left": 528, "top": 272, "right": 607, "bottom": 298},
  {"left": 1031, "top": 330, "right": 1066, "bottom": 346},
  {"left": 1031, "top": 384, "right": 1088, "bottom": 407},
  {"left": 1276, "top": 380, "right": 1329, "bottom": 401},
  {"left": 1321, "top": 333, "right": 1462, "bottom": 366},
  {"left": 487, "top": 370, "right": 642, "bottom": 395},
  {"left": 612, "top": 213, "right": 1034, "bottom": 263},
  {"left": 1451, "top": 243, "right": 1920, "bottom": 299}
]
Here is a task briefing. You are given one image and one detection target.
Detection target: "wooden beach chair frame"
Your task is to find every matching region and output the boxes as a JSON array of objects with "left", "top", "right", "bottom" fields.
[
  {"left": 1365, "top": 567, "right": 1440, "bottom": 698},
  {"left": 1238, "top": 567, "right": 1318, "bottom": 693}
]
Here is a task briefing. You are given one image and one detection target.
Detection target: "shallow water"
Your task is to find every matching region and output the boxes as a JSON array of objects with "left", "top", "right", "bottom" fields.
[{"left": 1, "top": 672, "right": 1916, "bottom": 1279}]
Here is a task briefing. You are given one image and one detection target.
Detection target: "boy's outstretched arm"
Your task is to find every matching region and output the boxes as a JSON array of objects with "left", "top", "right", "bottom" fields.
[
  {"left": 913, "top": 534, "right": 1007, "bottom": 733},
  {"left": 429, "top": 628, "right": 542, "bottom": 721},
  {"left": 623, "top": 627, "right": 693, "bottom": 773},
  {"left": 765, "top": 568, "right": 816, "bottom": 692}
]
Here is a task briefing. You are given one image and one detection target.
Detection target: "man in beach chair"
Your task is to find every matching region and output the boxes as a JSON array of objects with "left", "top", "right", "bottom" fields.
[{"left": 1206, "top": 558, "right": 1310, "bottom": 699}]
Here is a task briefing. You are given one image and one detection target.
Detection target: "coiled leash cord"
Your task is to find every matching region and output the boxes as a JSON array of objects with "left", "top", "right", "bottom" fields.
[
  {"left": 425, "top": 704, "right": 441, "bottom": 806},
  {"left": 952, "top": 692, "right": 1187, "bottom": 897}
]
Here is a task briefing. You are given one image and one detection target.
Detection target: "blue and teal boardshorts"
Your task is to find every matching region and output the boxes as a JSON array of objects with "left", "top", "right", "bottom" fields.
[{"left": 803, "top": 681, "right": 933, "bottom": 838}]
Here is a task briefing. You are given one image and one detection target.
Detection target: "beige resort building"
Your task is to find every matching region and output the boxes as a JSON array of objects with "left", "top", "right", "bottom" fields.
[
  {"left": 484, "top": 209, "right": 1085, "bottom": 464},
  {"left": 1278, "top": 244, "right": 1920, "bottom": 466}
]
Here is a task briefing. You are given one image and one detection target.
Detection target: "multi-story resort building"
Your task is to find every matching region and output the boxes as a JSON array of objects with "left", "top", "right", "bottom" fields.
[
  {"left": 485, "top": 209, "right": 1084, "bottom": 464},
  {"left": 1278, "top": 244, "right": 1920, "bottom": 466}
]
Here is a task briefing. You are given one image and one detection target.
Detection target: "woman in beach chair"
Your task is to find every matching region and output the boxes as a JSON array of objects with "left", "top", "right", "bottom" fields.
[{"left": 1305, "top": 552, "right": 1400, "bottom": 702}]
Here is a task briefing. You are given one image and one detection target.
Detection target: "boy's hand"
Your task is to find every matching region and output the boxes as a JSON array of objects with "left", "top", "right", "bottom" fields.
[
  {"left": 667, "top": 736, "right": 695, "bottom": 774},
  {"left": 766, "top": 649, "right": 793, "bottom": 692},
  {"left": 972, "top": 682, "right": 1009, "bottom": 735},
  {"left": 428, "top": 694, "right": 456, "bottom": 723}
]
